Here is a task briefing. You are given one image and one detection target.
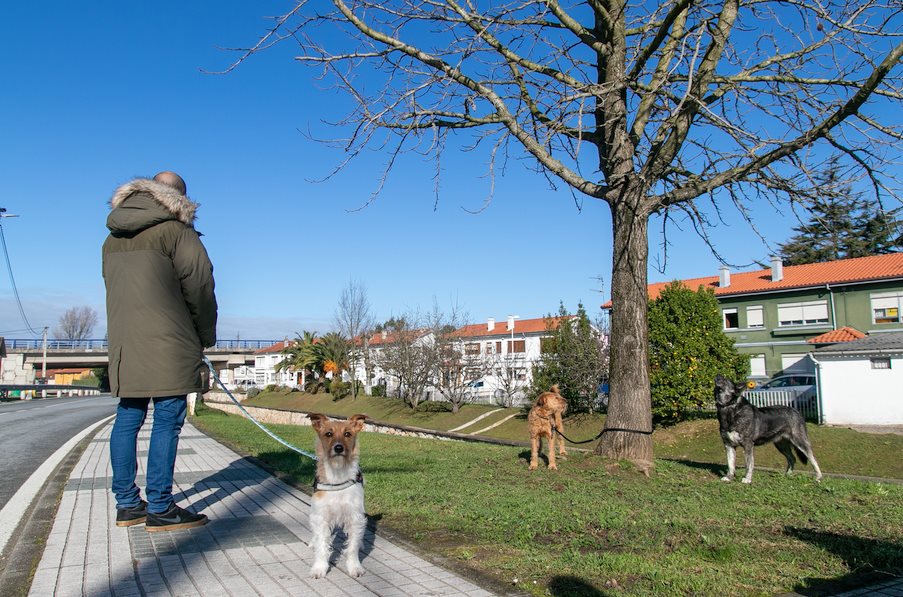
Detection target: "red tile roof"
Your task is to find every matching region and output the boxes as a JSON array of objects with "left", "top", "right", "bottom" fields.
[
  {"left": 255, "top": 341, "right": 293, "bottom": 354},
  {"left": 361, "top": 329, "right": 430, "bottom": 346},
  {"left": 357, "top": 318, "right": 565, "bottom": 346},
  {"left": 603, "top": 253, "right": 903, "bottom": 307},
  {"left": 807, "top": 327, "right": 866, "bottom": 344},
  {"left": 454, "top": 316, "right": 567, "bottom": 339}
]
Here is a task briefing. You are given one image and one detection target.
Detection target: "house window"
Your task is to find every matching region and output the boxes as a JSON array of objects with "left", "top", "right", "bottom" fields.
[
  {"left": 749, "top": 354, "right": 766, "bottom": 377},
  {"left": 777, "top": 301, "right": 829, "bottom": 327},
  {"left": 464, "top": 343, "right": 480, "bottom": 356},
  {"left": 871, "top": 292, "right": 903, "bottom": 324},
  {"left": 723, "top": 308, "right": 739, "bottom": 330},
  {"left": 485, "top": 342, "right": 494, "bottom": 355},
  {"left": 746, "top": 306, "right": 764, "bottom": 329},
  {"left": 871, "top": 358, "right": 891, "bottom": 370},
  {"left": 507, "top": 340, "right": 526, "bottom": 353},
  {"left": 781, "top": 353, "right": 808, "bottom": 372}
]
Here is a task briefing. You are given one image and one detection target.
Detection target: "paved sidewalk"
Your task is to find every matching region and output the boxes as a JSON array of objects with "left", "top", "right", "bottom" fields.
[{"left": 28, "top": 420, "right": 498, "bottom": 597}]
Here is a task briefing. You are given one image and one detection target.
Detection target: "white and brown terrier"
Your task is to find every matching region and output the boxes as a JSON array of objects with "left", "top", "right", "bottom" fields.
[{"left": 307, "top": 413, "right": 368, "bottom": 579}]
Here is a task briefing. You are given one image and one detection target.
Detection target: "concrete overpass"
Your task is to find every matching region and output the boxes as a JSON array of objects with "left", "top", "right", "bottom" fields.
[{"left": 3, "top": 339, "right": 277, "bottom": 371}]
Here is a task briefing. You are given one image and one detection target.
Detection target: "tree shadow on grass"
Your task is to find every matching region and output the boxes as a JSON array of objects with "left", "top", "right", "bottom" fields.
[
  {"left": 658, "top": 457, "right": 724, "bottom": 478},
  {"left": 784, "top": 526, "right": 903, "bottom": 595}
]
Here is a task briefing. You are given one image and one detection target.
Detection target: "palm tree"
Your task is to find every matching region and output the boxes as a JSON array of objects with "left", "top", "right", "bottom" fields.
[
  {"left": 276, "top": 331, "right": 321, "bottom": 384},
  {"left": 317, "top": 332, "right": 350, "bottom": 380}
]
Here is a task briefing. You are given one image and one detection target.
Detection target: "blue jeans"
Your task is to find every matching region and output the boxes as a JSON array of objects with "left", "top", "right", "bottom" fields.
[{"left": 110, "top": 395, "right": 187, "bottom": 514}]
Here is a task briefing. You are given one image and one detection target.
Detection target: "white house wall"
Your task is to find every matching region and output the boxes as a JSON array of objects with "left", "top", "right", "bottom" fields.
[
  {"left": 254, "top": 354, "right": 296, "bottom": 387},
  {"left": 818, "top": 356, "right": 903, "bottom": 425}
]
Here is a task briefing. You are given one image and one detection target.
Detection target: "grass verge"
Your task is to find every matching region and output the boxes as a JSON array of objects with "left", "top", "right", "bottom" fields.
[
  {"left": 191, "top": 402, "right": 903, "bottom": 596},
  {"left": 237, "top": 390, "right": 903, "bottom": 479}
]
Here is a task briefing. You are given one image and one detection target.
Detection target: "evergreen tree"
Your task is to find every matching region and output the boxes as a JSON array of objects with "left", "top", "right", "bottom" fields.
[
  {"left": 531, "top": 302, "right": 609, "bottom": 413},
  {"left": 779, "top": 161, "right": 901, "bottom": 265},
  {"left": 648, "top": 282, "right": 749, "bottom": 424}
]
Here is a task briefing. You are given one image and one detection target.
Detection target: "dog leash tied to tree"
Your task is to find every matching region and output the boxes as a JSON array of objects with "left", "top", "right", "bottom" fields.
[
  {"left": 202, "top": 356, "right": 319, "bottom": 462},
  {"left": 551, "top": 423, "right": 653, "bottom": 445}
]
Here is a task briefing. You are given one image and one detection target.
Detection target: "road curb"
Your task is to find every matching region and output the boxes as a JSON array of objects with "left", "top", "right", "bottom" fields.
[{"left": 0, "top": 417, "right": 111, "bottom": 596}]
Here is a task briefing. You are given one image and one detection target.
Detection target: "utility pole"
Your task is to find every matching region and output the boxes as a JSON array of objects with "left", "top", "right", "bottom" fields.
[
  {"left": 41, "top": 326, "right": 48, "bottom": 398},
  {"left": 2, "top": 207, "right": 46, "bottom": 399}
]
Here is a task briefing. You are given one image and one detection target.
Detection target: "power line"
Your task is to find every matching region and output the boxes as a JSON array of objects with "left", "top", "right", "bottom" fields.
[{"left": 0, "top": 208, "right": 43, "bottom": 337}]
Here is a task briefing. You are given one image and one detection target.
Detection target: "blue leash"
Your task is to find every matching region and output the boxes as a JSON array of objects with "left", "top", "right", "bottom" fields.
[{"left": 202, "top": 356, "right": 318, "bottom": 461}]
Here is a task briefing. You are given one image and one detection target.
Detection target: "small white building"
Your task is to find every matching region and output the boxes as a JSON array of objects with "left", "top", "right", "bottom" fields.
[
  {"left": 253, "top": 340, "right": 299, "bottom": 388},
  {"left": 352, "top": 316, "right": 579, "bottom": 406},
  {"left": 352, "top": 328, "right": 435, "bottom": 395},
  {"left": 813, "top": 331, "right": 903, "bottom": 425},
  {"left": 452, "top": 316, "right": 564, "bottom": 405}
]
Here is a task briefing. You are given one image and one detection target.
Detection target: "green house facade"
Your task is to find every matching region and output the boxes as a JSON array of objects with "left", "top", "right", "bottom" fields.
[{"left": 641, "top": 253, "right": 903, "bottom": 380}]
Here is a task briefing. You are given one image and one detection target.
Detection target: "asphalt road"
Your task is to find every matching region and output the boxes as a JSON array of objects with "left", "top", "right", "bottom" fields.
[{"left": 0, "top": 395, "right": 116, "bottom": 511}]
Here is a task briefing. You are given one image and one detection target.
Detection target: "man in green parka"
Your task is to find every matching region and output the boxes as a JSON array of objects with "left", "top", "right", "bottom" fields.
[{"left": 102, "top": 171, "right": 217, "bottom": 531}]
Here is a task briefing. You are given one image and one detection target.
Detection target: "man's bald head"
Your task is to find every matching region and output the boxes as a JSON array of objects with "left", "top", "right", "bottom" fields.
[{"left": 153, "top": 171, "right": 187, "bottom": 196}]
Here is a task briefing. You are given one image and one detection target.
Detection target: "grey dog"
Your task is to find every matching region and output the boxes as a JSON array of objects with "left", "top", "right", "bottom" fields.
[{"left": 714, "top": 375, "right": 823, "bottom": 484}]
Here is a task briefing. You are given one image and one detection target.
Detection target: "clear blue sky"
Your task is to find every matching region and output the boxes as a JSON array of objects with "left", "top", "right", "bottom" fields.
[{"left": 0, "top": 2, "right": 891, "bottom": 341}]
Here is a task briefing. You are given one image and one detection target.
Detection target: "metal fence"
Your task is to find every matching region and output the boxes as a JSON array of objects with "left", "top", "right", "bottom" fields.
[
  {"left": 745, "top": 389, "right": 820, "bottom": 421},
  {"left": 3, "top": 338, "right": 280, "bottom": 351}
]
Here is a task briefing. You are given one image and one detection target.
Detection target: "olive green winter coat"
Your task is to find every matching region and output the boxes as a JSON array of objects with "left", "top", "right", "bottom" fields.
[{"left": 102, "top": 178, "right": 217, "bottom": 398}]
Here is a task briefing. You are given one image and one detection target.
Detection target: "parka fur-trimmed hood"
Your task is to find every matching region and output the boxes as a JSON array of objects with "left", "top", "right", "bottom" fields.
[{"left": 109, "top": 178, "right": 199, "bottom": 227}]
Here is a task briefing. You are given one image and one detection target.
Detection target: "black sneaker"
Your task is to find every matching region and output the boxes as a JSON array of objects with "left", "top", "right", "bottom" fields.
[
  {"left": 115, "top": 500, "right": 147, "bottom": 527},
  {"left": 145, "top": 504, "right": 208, "bottom": 532}
]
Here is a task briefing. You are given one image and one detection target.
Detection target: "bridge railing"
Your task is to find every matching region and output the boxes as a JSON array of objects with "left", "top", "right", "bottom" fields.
[{"left": 4, "top": 339, "right": 280, "bottom": 351}]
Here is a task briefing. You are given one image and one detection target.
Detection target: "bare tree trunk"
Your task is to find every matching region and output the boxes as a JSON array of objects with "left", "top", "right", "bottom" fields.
[{"left": 595, "top": 193, "right": 653, "bottom": 473}]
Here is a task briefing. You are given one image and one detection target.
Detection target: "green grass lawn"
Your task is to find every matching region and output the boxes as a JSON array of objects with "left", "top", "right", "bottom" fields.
[
  {"left": 235, "top": 389, "right": 903, "bottom": 479},
  {"left": 192, "top": 397, "right": 903, "bottom": 596}
]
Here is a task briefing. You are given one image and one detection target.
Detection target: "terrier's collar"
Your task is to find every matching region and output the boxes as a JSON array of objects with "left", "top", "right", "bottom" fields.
[{"left": 313, "top": 470, "right": 364, "bottom": 492}]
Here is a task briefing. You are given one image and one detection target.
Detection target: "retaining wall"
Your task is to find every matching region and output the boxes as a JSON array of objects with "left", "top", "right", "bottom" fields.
[{"left": 202, "top": 391, "right": 525, "bottom": 448}]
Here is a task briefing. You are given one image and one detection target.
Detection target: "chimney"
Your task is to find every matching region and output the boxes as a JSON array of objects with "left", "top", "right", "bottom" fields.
[
  {"left": 507, "top": 315, "right": 516, "bottom": 331},
  {"left": 719, "top": 266, "right": 731, "bottom": 288},
  {"left": 770, "top": 256, "right": 784, "bottom": 282},
  {"left": 487, "top": 318, "right": 495, "bottom": 332},
  {"left": 381, "top": 330, "right": 388, "bottom": 340}
]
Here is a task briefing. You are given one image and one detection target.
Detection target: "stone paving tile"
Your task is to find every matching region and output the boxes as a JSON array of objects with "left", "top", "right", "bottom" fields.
[{"left": 27, "top": 420, "right": 503, "bottom": 597}]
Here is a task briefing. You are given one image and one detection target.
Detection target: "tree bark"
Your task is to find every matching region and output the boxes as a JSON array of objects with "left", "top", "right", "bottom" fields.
[{"left": 594, "top": 191, "right": 654, "bottom": 473}]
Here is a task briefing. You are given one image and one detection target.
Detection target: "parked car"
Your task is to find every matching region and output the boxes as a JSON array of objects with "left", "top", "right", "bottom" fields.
[{"left": 752, "top": 374, "right": 817, "bottom": 408}]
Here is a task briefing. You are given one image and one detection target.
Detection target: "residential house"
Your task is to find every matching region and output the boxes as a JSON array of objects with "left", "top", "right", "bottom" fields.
[
  {"left": 350, "top": 316, "right": 571, "bottom": 405},
  {"left": 253, "top": 339, "right": 299, "bottom": 387},
  {"left": 451, "top": 316, "right": 568, "bottom": 405},
  {"left": 812, "top": 331, "right": 903, "bottom": 425},
  {"left": 612, "top": 253, "right": 903, "bottom": 380},
  {"left": 351, "top": 328, "right": 435, "bottom": 396}
]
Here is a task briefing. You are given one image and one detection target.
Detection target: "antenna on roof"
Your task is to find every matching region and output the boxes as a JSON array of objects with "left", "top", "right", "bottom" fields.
[{"left": 590, "top": 274, "right": 606, "bottom": 305}]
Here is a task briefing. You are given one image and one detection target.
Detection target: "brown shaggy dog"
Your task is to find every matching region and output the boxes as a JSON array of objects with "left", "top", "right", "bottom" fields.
[{"left": 527, "top": 385, "right": 568, "bottom": 470}]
